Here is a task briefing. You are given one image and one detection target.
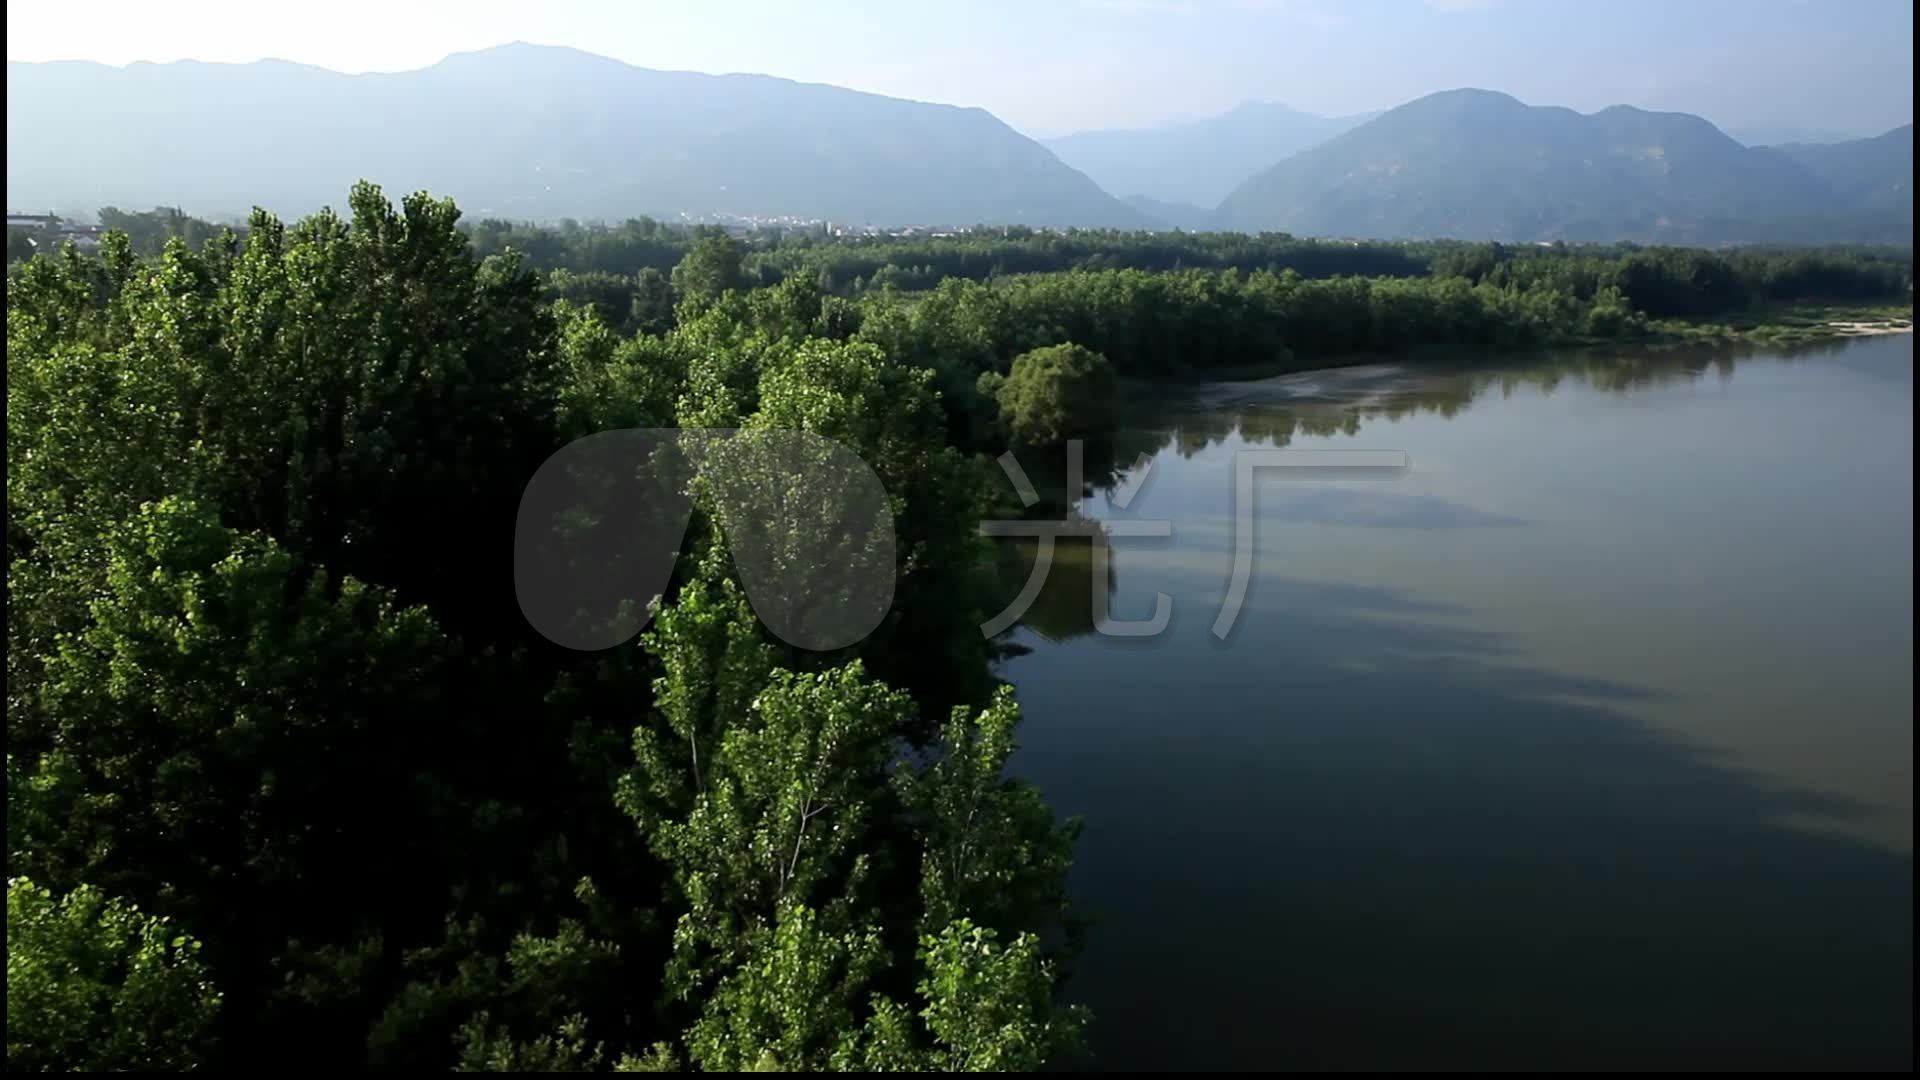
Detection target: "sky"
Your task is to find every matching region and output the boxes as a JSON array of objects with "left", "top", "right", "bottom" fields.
[{"left": 7, "top": 0, "right": 1913, "bottom": 138}]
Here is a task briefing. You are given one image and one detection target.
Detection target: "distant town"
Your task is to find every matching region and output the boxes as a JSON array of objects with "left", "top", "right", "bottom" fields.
[
  {"left": 6, "top": 212, "right": 107, "bottom": 251},
  {"left": 7, "top": 206, "right": 996, "bottom": 253}
]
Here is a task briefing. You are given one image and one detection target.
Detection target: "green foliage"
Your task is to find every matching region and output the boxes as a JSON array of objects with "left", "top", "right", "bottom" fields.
[
  {"left": 674, "top": 235, "right": 747, "bottom": 304},
  {"left": 7, "top": 878, "right": 221, "bottom": 1072},
  {"left": 6, "top": 181, "right": 559, "bottom": 646},
  {"left": 29, "top": 178, "right": 1906, "bottom": 1074},
  {"left": 754, "top": 229, "right": 1431, "bottom": 288},
  {"left": 7, "top": 497, "right": 470, "bottom": 1059},
  {"left": 910, "top": 919, "right": 1087, "bottom": 1072},
  {"left": 680, "top": 902, "right": 890, "bottom": 1071},
  {"left": 95, "top": 205, "right": 229, "bottom": 256},
  {"left": 631, "top": 266, "right": 679, "bottom": 334},
  {"left": 897, "top": 688, "right": 1082, "bottom": 937},
  {"left": 996, "top": 344, "right": 1119, "bottom": 446},
  {"left": 554, "top": 301, "right": 684, "bottom": 434},
  {"left": 619, "top": 626, "right": 1084, "bottom": 1070},
  {"left": 6, "top": 185, "right": 650, "bottom": 1069}
]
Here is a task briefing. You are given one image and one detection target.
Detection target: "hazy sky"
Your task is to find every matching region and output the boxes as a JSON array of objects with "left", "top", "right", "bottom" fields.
[{"left": 7, "top": 0, "right": 1912, "bottom": 137}]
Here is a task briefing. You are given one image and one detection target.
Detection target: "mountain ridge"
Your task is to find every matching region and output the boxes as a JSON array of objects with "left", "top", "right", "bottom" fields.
[
  {"left": 6, "top": 44, "right": 1145, "bottom": 227},
  {"left": 1042, "top": 101, "right": 1374, "bottom": 208},
  {"left": 1214, "top": 88, "right": 1912, "bottom": 243},
  {"left": 8, "top": 54, "right": 1911, "bottom": 243}
]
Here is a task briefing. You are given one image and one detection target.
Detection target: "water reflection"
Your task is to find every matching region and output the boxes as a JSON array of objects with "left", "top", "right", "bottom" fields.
[
  {"left": 994, "top": 535, "right": 1111, "bottom": 645},
  {"left": 1018, "top": 570, "right": 1911, "bottom": 1071},
  {"left": 995, "top": 335, "right": 1914, "bottom": 1070},
  {"left": 1254, "top": 488, "right": 1527, "bottom": 529},
  {"left": 1131, "top": 336, "right": 1868, "bottom": 459},
  {"left": 990, "top": 339, "right": 1888, "bottom": 651}
]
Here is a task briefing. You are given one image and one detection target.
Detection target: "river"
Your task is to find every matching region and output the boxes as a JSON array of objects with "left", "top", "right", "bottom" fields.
[{"left": 996, "top": 333, "right": 1914, "bottom": 1070}]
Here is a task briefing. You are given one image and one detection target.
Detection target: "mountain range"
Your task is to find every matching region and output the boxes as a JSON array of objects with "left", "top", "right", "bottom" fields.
[
  {"left": 5, "top": 43, "right": 1143, "bottom": 228},
  {"left": 1041, "top": 102, "right": 1372, "bottom": 208},
  {"left": 1214, "top": 89, "right": 1912, "bottom": 244},
  {"left": 1727, "top": 125, "right": 1871, "bottom": 148},
  {"left": 1763, "top": 125, "right": 1914, "bottom": 218},
  {"left": 6, "top": 47, "right": 1912, "bottom": 245}
]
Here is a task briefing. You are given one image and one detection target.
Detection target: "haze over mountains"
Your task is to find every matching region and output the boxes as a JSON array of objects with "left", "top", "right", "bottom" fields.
[
  {"left": 1763, "top": 124, "right": 1914, "bottom": 219},
  {"left": 5, "top": 43, "right": 1145, "bottom": 228},
  {"left": 1215, "top": 90, "right": 1913, "bottom": 244},
  {"left": 1727, "top": 125, "right": 1872, "bottom": 148},
  {"left": 1041, "top": 102, "right": 1372, "bottom": 208},
  {"left": 6, "top": 45, "right": 1911, "bottom": 244}
]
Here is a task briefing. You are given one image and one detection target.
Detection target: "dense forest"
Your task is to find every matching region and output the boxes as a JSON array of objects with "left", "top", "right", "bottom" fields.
[
  {"left": 7, "top": 187, "right": 1080, "bottom": 1071},
  {"left": 6, "top": 190, "right": 1913, "bottom": 1071}
]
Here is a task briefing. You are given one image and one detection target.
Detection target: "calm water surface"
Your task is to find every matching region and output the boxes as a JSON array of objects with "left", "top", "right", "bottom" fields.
[{"left": 999, "top": 334, "right": 1913, "bottom": 1070}]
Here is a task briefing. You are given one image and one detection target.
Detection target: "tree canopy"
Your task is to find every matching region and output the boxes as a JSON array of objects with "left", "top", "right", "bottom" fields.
[
  {"left": 6, "top": 180, "right": 1910, "bottom": 1072},
  {"left": 7, "top": 183, "right": 1084, "bottom": 1072},
  {"left": 994, "top": 344, "right": 1120, "bottom": 446}
]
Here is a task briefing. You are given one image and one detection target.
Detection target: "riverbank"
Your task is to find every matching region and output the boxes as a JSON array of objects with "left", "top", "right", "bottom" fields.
[
  {"left": 1183, "top": 300, "right": 1913, "bottom": 385},
  {"left": 1648, "top": 301, "right": 1913, "bottom": 344}
]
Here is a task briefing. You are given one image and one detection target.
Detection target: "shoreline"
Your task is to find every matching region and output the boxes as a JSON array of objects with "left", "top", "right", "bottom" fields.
[
  {"left": 1823, "top": 321, "right": 1915, "bottom": 336},
  {"left": 1174, "top": 311, "right": 1913, "bottom": 388}
]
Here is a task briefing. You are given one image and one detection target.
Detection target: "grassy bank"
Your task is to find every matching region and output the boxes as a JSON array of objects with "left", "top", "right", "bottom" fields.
[
  {"left": 1648, "top": 301, "right": 1913, "bottom": 344},
  {"left": 1187, "top": 300, "right": 1913, "bottom": 384}
]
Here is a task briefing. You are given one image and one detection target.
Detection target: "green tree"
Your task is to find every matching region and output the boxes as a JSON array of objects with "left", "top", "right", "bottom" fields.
[
  {"left": 7, "top": 498, "right": 462, "bottom": 1057},
  {"left": 631, "top": 266, "right": 679, "bottom": 334},
  {"left": 604, "top": 545, "right": 1082, "bottom": 1070},
  {"left": 995, "top": 343, "right": 1120, "bottom": 446},
  {"left": 674, "top": 235, "right": 746, "bottom": 304},
  {"left": 7, "top": 878, "right": 221, "bottom": 1072},
  {"left": 5, "top": 190, "right": 646, "bottom": 1069},
  {"left": 7, "top": 183, "right": 1093, "bottom": 1072}
]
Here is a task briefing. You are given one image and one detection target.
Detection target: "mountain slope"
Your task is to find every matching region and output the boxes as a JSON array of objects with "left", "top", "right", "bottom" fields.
[
  {"left": 1215, "top": 89, "right": 1909, "bottom": 243},
  {"left": 6, "top": 44, "right": 1143, "bottom": 227},
  {"left": 1727, "top": 124, "right": 1867, "bottom": 148},
  {"left": 1042, "top": 102, "right": 1371, "bottom": 208},
  {"left": 1764, "top": 125, "right": 1914, "bottom": 220}
]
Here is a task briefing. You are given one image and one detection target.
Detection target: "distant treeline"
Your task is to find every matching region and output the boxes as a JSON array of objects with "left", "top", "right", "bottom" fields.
[
  {"left": 479, "top": 219, "right": 1911, "bottom": 339},
  {"left": 463, "top": 217, "right": 1913, "bottom": 311},
  {"left": 461, "top": 216, "right": 1430, "bottom": 279},
  {"left": 479, "top": 219, "right": 1918, "bottom": 451},
  {"left": 552, "top": 240, "right": 1911, "bottom": 449},
  {"left": 16, "top": 206, "right": 1912, "bottom": 322},
  {"left": 1431, "top": 243, "right": 1912, "bottom": 318},
  {"left": 12, "top": 205, "right": 1910, "bottom": 379},
  {"left": 545, "top": 238, "right": 1909, "bottom": 358}
]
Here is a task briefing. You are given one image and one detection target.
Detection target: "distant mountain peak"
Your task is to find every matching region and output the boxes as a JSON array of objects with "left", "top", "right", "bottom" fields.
[
  {"left": 1389, "top": 88, "right": 1527, "bottom": 114},
  {"left": 1426, "top": 87, "right": 1519, "bottom": 102},
  {"left": 1217, "top": 92, "right": 1911, "bottom": 243},
  {"left": 440, "top": 41, "right": 632, "bottom": 63},
  {"left": 6, "top": 47, "right": 1145, "bottom": 228}
]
